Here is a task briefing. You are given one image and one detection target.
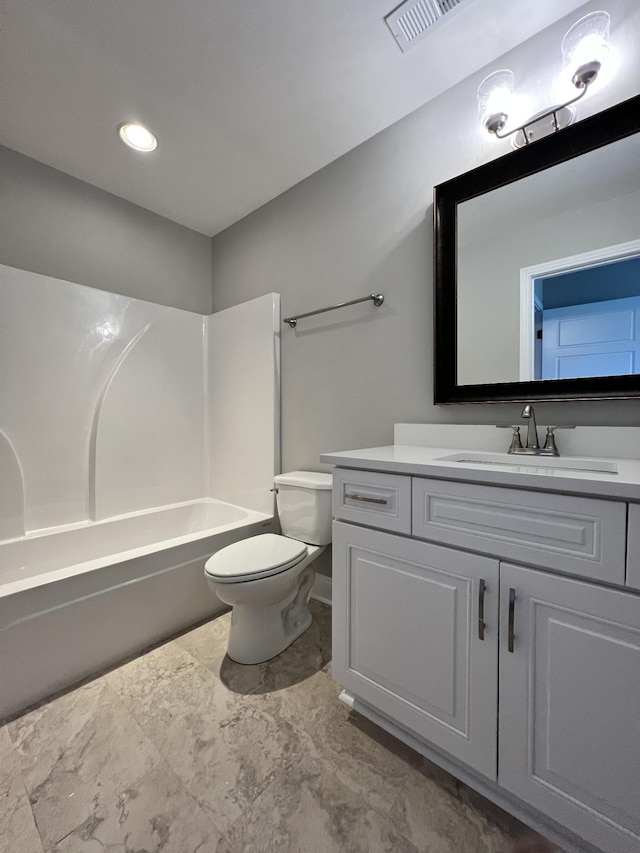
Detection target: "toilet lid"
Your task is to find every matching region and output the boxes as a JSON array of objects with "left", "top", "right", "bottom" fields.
[{"left": 204, "top": 533, "right": 308, "bottom": 583}]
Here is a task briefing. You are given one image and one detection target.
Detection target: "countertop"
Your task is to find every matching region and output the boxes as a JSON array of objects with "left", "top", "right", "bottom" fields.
[{"left": 320, "top": 444, "right": 640, "bottom": 502}]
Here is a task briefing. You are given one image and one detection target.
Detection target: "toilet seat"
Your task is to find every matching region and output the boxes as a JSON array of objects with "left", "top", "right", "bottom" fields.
[{"left": 204, "top": 533, "right": 308, "bottom": 583}]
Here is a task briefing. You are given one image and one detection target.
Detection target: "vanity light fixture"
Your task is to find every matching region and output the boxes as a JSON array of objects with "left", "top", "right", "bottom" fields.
[
  {"left": 478, "top": 11, "right": 610, "bottom": 148},
  {"left": 118, "top": 122, "right": 158, "bottom": 152}
]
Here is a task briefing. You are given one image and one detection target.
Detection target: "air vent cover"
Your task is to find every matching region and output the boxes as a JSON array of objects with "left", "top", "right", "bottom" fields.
[{"left": 385, "top": 0, "right": 469, "bottom": 52}]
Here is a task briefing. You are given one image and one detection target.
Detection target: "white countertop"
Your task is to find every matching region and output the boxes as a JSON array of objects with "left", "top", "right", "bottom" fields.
[{"left": 320, "top": 444, "right": 640, "bottom": 502}]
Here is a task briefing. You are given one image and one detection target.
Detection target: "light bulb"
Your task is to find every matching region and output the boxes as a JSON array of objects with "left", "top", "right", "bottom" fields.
[
  {"left": 118, "top": 123, "right": 158, "bottom": 152},
  {"left": 477, "top": 70, "right": 515, "bottom": 134},
  {"left": 562, "top": 11, "right": 610, "bottom": 88}
]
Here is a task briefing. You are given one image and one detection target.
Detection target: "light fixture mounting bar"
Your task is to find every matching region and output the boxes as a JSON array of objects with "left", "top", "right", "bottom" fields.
[{"left": 492, "top": 79, "right": 592, "bottom": 147}]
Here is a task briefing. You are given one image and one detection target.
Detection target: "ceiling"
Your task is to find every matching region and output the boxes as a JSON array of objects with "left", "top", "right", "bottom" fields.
[{"left": 1, "top": 0, "right": 590, "bottom": 236}]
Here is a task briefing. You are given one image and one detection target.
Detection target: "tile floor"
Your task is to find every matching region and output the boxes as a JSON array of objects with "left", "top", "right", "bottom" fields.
[{"left": 1, "top": 600, "right": 562, "bottom": 853}]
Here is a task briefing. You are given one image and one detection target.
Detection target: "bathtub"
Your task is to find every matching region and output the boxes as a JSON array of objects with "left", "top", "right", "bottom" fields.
[{"left": 0, "top": 500, "right": 275, "bottom": 720}]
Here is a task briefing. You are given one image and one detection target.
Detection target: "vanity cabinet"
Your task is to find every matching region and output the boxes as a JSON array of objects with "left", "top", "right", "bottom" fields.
[{"left": 331, "top": 467, "right": 640, "bottom": 853}]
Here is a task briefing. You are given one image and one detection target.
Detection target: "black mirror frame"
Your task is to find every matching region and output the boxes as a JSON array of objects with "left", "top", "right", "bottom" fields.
[{"left": 434, "top": 93, "right": 640, "bottom": 405}]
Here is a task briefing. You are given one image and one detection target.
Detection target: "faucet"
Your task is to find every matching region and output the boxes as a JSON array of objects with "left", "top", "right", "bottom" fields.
[
  {"left": 506, "top": 404, "right": 561, "bottom": 456},
  {"left": 521, "top": 404, "right": 539, "bottom": 450}
]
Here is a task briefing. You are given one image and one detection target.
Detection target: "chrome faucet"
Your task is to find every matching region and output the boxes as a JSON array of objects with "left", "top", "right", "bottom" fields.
[
  {"left": 521, "top": 404, "right": 539, "bottom": 450},
  {"left": 506, "top": 404, "right": 561, "bottom": 456}
]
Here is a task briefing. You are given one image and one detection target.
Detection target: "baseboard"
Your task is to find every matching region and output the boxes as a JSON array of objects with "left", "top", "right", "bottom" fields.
[{"left": 311, "top": 572, "right": 332, "bottom": 605}]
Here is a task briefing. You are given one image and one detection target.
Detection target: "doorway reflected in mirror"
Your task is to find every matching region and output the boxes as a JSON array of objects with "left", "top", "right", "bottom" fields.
[
  {"left": 518, "top": 244, "right": 640, "bottom": 381},
  {"left": 535, "top": 255, "right": 640, "bottom": 380}
]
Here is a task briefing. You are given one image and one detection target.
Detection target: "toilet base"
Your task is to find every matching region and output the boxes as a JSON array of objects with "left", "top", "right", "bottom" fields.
[{"left": 226, "top": 566, "right": 315, "bottom": 664}]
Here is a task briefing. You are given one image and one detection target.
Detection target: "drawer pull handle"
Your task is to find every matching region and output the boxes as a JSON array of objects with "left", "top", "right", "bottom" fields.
[
  {"left": 344, "top": 493, "right": 389, "bottom": 506},
  {"left": 478, "top": 579, "right": 486, "bottom": 641},
  {"left": 508, "top": 588, "right": 516, "bottom": 653}
]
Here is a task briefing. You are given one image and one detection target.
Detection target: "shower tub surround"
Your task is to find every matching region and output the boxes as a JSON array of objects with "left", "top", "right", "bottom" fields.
[{"left": 0, "top": 265, "right": 280, "bottom": 720}]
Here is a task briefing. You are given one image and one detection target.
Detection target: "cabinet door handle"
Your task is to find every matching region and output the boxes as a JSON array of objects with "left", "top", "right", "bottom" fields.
[
  {"left": 478, "top": 579, "right": 486, "bottom": 641},
  {"left": 508, "top": 588, "right": 516, "bottom": 653},
  {"left": 344, "top": 493, "right": 389, "bottom": 506}
]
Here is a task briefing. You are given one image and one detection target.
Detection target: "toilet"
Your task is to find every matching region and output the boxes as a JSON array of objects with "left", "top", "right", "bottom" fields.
[{"left": 204, "top": 471, "right": 333, "bottom": 664}]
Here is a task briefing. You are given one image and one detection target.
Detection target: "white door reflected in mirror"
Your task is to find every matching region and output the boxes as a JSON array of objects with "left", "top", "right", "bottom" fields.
[{"left": 519, "top": 245, "right": 640, "bottom": 381}]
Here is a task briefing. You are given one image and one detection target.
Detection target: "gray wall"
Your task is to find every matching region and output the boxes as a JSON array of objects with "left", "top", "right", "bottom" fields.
[
  {"left": 211, "top": 0, "right": 640, "bottom": 475},
  {"left": 0, "top": 146, "right": 212, "bottom": 313}
]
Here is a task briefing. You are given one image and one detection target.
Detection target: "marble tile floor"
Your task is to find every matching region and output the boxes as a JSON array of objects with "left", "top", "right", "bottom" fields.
[{"left": 1, "top": 600, "right": 562, "bottom": 853}]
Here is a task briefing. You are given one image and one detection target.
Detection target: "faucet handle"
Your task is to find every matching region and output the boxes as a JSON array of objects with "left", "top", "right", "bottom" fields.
[
  {"left": 543, "top": 426, "right": 560, "bottom": 456},
  {"left": 508, "top": 425, "right": 523, "bottom": 454}
]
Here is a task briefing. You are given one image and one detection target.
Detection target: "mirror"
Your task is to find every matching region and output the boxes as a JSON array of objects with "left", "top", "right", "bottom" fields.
[{"left": 434, "top": 94, "right": 640, "bottom": 404}]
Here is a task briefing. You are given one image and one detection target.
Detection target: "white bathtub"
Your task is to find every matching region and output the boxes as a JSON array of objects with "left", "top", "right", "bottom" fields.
[{"left": 0, "top": 500, "right": 275, "bottom": 720}]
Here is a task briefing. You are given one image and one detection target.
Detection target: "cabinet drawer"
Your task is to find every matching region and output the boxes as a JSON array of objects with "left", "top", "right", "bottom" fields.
[
  {"left": 412, "top": 478, "right": 626, "bottom": 584},
  {"left": 333, "top": 468, "right": 411, "bottom": 534},
  {"left": 627, "top": 503, "right": 640, "bottom": 591}
]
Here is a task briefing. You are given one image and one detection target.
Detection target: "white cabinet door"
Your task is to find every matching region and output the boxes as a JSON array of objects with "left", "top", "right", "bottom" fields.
[
  {"left": 499, "top": 563, "right": 640, "bottom": 853},
  {"left": 332, "top": 521, "right": 499, "bottom": 779},
  {"left": 627, "top": 503, "right": 640, "bottom": 591}
]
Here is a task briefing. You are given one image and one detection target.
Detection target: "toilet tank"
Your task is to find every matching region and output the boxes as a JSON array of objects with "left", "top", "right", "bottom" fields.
[{"left": 273, "top": 471, "right": 333, "bottom": 545}]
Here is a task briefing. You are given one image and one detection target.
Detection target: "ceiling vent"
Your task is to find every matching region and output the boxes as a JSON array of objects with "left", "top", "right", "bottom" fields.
[{"left": 385, "top": 0, "right": 469, "bottom": 52}]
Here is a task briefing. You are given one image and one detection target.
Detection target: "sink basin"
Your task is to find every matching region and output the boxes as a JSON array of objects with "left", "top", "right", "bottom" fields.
[{"left": 436, "top": 452, "right": 618, "bottom": 475}]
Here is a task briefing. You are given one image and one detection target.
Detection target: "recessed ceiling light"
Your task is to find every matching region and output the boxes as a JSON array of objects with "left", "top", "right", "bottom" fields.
[{"left": 118, "top": 123, "right": 157, "bottom": 152}]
